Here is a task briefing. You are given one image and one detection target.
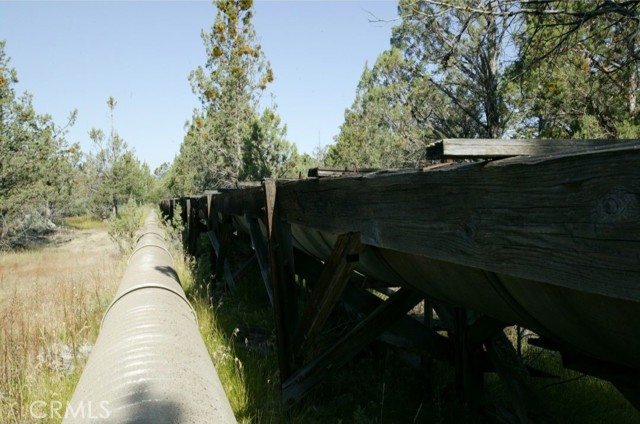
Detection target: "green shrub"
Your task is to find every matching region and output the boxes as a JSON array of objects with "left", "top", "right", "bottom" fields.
[{"left": 108, "top": 200, "right": 147, "bottom": 254}]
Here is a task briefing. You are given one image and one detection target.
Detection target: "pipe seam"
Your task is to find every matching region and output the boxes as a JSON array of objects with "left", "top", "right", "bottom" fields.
[
  {"left": 136, "top": 230, "right": 166, "bottom": 243},
  {"left": 101, "top": 283, "right": 197, "bottom": 330},
  {"left": 128, "top": 243, "right": 174, "bottom": 265}
]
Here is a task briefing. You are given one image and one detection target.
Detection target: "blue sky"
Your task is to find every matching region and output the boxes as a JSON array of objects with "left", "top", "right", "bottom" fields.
[{"left": 0, "top": 1, "right": 398, "bottom": 170}]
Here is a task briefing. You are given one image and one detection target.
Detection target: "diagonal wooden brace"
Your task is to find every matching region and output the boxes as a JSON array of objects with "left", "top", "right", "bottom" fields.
[
  {"left": 247, "top": 215, "right": 274, "bottom": 306},
  {"left": 282, "top": 287, "right": 423, "bottom": 407},
  {"left": 292, "top": 232, "right": 365, "bottom": 360}
]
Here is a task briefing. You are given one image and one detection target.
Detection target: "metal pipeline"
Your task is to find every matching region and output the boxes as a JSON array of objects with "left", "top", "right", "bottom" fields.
[{"left": 64, "top": 211, "right": 236, "bottom": 424}]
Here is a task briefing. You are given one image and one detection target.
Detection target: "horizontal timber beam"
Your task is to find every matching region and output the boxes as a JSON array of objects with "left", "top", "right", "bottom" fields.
[
  {"left": 212, "top": 186, "right": 265, "bottom": 218},
  {"left": 274, "top": 142, "right": 640, "bottom": 301},
  {"left": 426, "top": 138, "right": 635, "bottom": 160}
]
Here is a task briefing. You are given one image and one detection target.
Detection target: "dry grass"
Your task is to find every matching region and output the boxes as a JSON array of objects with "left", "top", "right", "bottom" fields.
[
  {"left": 63, "top": 216, "right": 107, "bottom": 231},
  {"left": 0, "top": 227, "right": 122, "bottom": 423}
]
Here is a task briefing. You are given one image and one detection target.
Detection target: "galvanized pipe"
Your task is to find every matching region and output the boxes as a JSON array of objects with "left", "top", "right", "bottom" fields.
[{"left": 64, "top": 211, "right": 236, "bottom": 424}]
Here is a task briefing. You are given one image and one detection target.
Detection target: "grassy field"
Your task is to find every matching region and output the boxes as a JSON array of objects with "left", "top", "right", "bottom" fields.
[
  {"left": 0, "top": 224, "right": 123, "bottom": 423},
  {"left": 161, "top": 214, "right": 639, "bottom": 424}
]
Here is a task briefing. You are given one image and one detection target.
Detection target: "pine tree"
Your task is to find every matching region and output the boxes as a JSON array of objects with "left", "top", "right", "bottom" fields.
[
  {"left": 0, "top": 41, "right": 79, "bottom": 248},
  {"left": 188, "top": 0, "right": 273, "bottom": 188}
]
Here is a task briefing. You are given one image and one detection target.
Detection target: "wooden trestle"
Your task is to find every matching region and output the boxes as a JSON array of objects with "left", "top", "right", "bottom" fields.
[{"left": 160, "top": 139, "right": 640, "bottom": 419}]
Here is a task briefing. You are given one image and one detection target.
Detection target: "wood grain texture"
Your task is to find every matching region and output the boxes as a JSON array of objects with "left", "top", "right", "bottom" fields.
[
  {"left": 212, "top": 186, "right": 265, "bottom": 218},
  {"left": 426, "top": 138, "right": 636, "bottom": 159},
  {"left": 275, "top": 144, "right": 640, "bottom": 301},
  {"left": 247, "top": 216, "right": 273, "bottom": 305}
]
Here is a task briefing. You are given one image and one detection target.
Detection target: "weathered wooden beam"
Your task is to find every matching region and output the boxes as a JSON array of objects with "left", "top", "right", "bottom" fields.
[
  {"left": 188, "top": 198, "right": 195, "bottom": 254},
  {"left": 217, "top": 216, "right": 235, "bottom": 291},
  {"left": 236, "top": 181, "right": 262, "bottom": 188},
  {"left": 341, "top": 285, "right": 453, "bottom": 361},
  {"left": 213, "top": 186, "right": 265, "bottom": 219},
  {"left": 292, "top": 248, "right": 453, "bottom": 361},
  {"left": 426, "top": 138, "right": 632, "bottom": 160},
  {"left": 468, "top": 315, "right": 508, "bottom": 346},
  {"left": 275, "top": 142, "right": 640, "bottom": 301},
  {"left": 247, "top": 215, "right": 273, "bottom": 305},
  {"left": 232, "top": 255, "right": 256, "bottom": 282},
  {"left": 282, "top": 287, "right": 423, "bottom": 406},
  {"left": 207, "top": 228, "right": 236, "bottom": 294},
  {"left": 187, "top": 197, "right": 204, "bottom": 255},
  {"left": 453, "top": 308, "right": 484, "bottom": 410},
  {"left": 292, "top": 232, "right": 365, "bottom": 359},
  {"left": 308, "top": 167, "right": 379, "bottom": 178},
  {"left": 264, "top": 180, "right": 298, "bottom": 382}
]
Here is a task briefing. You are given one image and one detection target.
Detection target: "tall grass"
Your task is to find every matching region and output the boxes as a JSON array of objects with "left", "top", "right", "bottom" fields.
[
  {"left": 0, "top": 218, "right": 124, "bottom": 423},
  {"left": 62, "top": 216, "right": 106, "bottom": 231},
  {"left": 162, "top": 208, "right": 282, "bottom": 423}
]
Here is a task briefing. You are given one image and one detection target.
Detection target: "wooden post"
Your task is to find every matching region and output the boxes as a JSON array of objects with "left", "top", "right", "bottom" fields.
[
  {"left": 188, "top": 198, "right": 200, "bottom": 255},
  {"left": 264, "top": 179, "right": 298, "bottom": 383},
  {"left": 185, "top": 198, "right": 192, "bottom": 251},
  {"left": 208, "top": 196, "right": 218, "bottom": 288},
  {"left": 215, "top": 215, "right": 231, "bottom": 280},
  {"left": 452, "top": 308, "right": 484, "bottom": 410}
]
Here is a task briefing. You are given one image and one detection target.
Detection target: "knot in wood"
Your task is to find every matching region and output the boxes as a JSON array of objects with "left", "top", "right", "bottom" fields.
[
  {"left": 593, "top": 188, "right": 636, "bottom": 224},
  {"left": 601, "top": 189, "right": 631, "bottom": 217},
  {"left": 464, "top": 222, "right": 476, "bottom": 240},
  {"left": 603, "top": 197, "right": 620, "bottom": 215}
]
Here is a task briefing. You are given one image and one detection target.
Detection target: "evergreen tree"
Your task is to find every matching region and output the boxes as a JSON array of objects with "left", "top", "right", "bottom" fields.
[
  {"left": 88, "top": 97, "right": 152, "bottom": 217},
  {"left": 328, "top": 49, "right": 427, "bottom": 168},
  {"left": 391, "top": 0, "right": 515, "bottom": 139},
  {"left": 188, "top": 0, "right": 273, "bottom": 188},
  {"left": 0, "top": 41, "right": 79, "bottom": 248},
  {"left": 514, "top": 3, "right": 640, "bottom": 138},
  {"left": 241, "top": 106, "right": 297, "bottom": 180},
  {"left": 170, "top": 0, "right": 297, "bottom": 194}
]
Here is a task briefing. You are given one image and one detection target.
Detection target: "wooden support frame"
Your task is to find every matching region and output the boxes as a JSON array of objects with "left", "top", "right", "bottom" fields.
[
  {"left": 207, "top": 217, "right": 237, "bottom": 294},
  {"left": 292, "top": 232, "right": 365, "bottom": 360},
  {"left": 292, "top": 249, "right": 454, "bottom": 361},
  {"left": 247, "top": 215, "right": 273, "bottom": 305},
  {"left": 452, "top": 308, "right": 484, "bottom": 410},
  {"left": 215, "top": 215, "right": 233, "bottom": 284},
  {"left": 264, "top": 180, "right": 298, "bottom": 382},
  {"left": 184, "top": 197, "right": 192, "bottom": 249},
  {"left": 282, "top": 287, "right": 424, "bottom": 406}
]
